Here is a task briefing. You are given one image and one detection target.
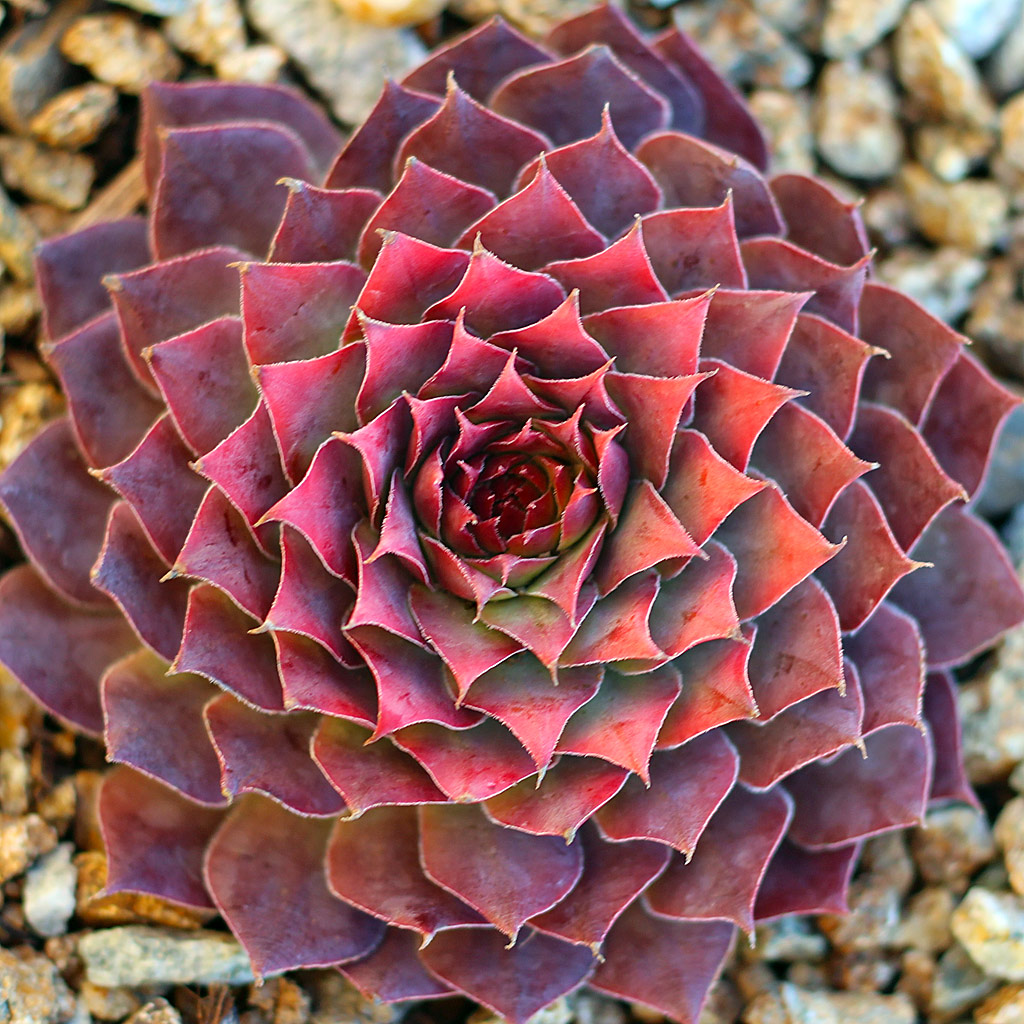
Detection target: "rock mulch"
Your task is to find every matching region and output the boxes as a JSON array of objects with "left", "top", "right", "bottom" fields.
[{"left": 2, "top": 0, "right": 1024, "bottom": 1023}]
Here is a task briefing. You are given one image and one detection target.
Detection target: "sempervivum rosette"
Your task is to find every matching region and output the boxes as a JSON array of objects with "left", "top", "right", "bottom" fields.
[{"left": 2, "top": 6, "right": 1023, "bottom": 1021}]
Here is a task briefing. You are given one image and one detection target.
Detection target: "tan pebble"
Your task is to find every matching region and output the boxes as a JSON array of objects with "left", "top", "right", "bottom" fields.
[
  {"left": 126, "top": 999, "right": 184, "bottom": 1024},
  {"left": 330, "top": 0, "right": 446, "bottom": 27},
  {"left": 930, "top": 941, "right": 997, "bottom": 1018},
  {"left": 951, "top": 887, "right": 1024, "bottom": 980},
  {"left": 73, "top": 769, "right": 105, "bottom": 852},
  {"left": 1000, "top": 94, "right": 1024, "bottom": 175},
  {"left": 0, "top": 136, "right": 94, "bottom": 211},
  {"left": 0, "top": 280, "right": 41, "bottom": 337},
  {"left": 912, "top": 806, "right": 998, "bottom": 889},
  {"left": 895, "top": 948, "right": 935, "bottom": 1010},
  {"left": 0, "top": 947, "right": 76, "bottom": 1024},
  {"left": 0, "top": 813, "right": 58, "bottom": 882},
  {"left": 741, "top": 982, "right": 916, "bottom": 1023},
  {"left": 902, "top": 162, "right": 1008, "bottom": 252},
  {"left": 28, "top": 82, "right": 118, "bottom": 149},
  {"left": 0, "top": 182, "right": 41, "bottom": 282},
  {"left": 994, "top": 797, "right": 1024, "bottom": 897},
  {"left": 81, "top": 980, "right": 143, "bottom": 1021},
  {"left": 748, "top": 90, "right": 814, "bottom": 175},
  {"left": 61, "top": 14, "right": 182, "bottom": 93},
  {"left": 35, "top": 776, "right": 76, "bottom": 834},
  {"left": 214, "top": 45, "right": 287, "bottom": 84},
  {"left": 913, "top": 122, "right": 995, "bottom": 182},
  {"left": 894, "top": 3, "right": 996, "bottom": 127},
  {"left": 165, "top": 0, "right": 247, "bottom": 65},
  {"left": 0, "top": 381, "right": 64, "bottom": 469},
  {"left": 0, "top": 748, "right": 30, "bottom": 815},
  {"left": 820, "top": 0, "right": 909, "bottom": 57},
  {"left": 249, "top": 978, "right": 311, "bottom": 1024},
  {"left": 976, "top": 984, "right": 1024, "bottom": 1024},
  {"left": 893, "top": 886, "right": 955, "bottom": 953}
]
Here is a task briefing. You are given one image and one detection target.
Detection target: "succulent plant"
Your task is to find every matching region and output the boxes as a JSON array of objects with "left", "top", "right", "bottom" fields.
[{"left": 2, "top": 5, "right": 1023, "bottom": 1020}]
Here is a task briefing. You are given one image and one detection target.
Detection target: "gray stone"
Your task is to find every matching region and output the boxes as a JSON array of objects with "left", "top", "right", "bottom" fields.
[
  {"left": 952, "top": 887, "right": 1024, "bottom": 980},
  {"left": 752, "top": 917, "right": 828, "bottom": 962},
  {"left": 0, "top": 136, "right": 94, "bottom": 211},
  {"left": 747, "top": 90, "right": 814, "bottom": 174},
  {"left": 23, "top": 842, "right": 76, "bottom": 937},
  {"left": 165, "top": 0, "right": 247, "bottom": 67},
  {"left": 304, "top": 971, "right": 401, "bottom": 1024},
  {"left": 742, "top": 983, "right": 915, "bottom": 1023},
  {"left": 988, "top": 9, "right": 1024, "bottom": 94},
  {"left": 446, "top": 0, "right": 605, "bottom": 36},
  {"left": 893, "top": 886, "right": 956, "bottom": 953},
  {"left": 814, "top": 60, "right": 903, "bottom": 178},
  {"left": 125, "top": 1000, "right": 184, "bottom": 1024},
  {"left": 1000, "top": 94, "right": 1024, "bottom": 175},
  {"left": 246, "top": 0, "right": 425, "bottom": 126},
  {"left": 111, "top": 0, "right": 190, "bottom": 14},
  {"left": 901, "top": 162, "right": 1008, "bottom": 251},
  {"left": 931, "top": 942, "right": 998, "bottom": 1018},
  {"left": 821, "top": 0, "right": 909, "bottom": 57},
  {"left": 876, "top": 245, "right": 985, "bottom": 322},
  {"left": 913, "top": 123, "right": 995, "bottom": 181},
  {"left": 0, "top": 812, "right": 58, "bottom": 882},
  {"left": 0, "top": 948, "right": 77, "bottom": 1024},
  {"left": 994, "top": 797, "right": 1024, "bottom": 897},
  {"left": 924, "top": 0, "right": 1022, "bottom": 56},
  {"left": 976, "top": 984, "right": 1024, "bottom": 1024},
  {"left": 79, "top": 926, "right": 255, "bottom": 987},
  {"left": 912, "top": 806, "right": 998, "bottom": 891}
]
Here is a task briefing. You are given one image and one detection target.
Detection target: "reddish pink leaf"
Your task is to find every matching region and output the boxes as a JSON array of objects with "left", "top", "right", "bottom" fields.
[
  {"left": 419, "top": 927, "right": 596, "bottom": 1024},
  {"left": 45, "top": 313, "right": 162, "bottom": 467},
  {"left": 102, "top": 649, "right": 224, "bottom": 806},
  {"left": 420, "top": 803, "right": 583, "bottom": 937},
  {"left": 493, "top": 46, "right": 668, "bottom": 150},
  {"left": 484, "top": 756, "right": 628, "bottom": 838},
  {"left": 271, "top": 181, "right": 381, "bottom": 264},
  {"left": 515, "top": 108, "right": 661, "bottom": 238},
  {"left": 717, "top": 485, "right": 841, "bottom": 621},
  {"left": 205, "top": 797, "right": 384, "bottom": 974},
  {"left": 0, "top": 418, "right": 114, "bottom": 606},
  {"left": 647, "top": 786, "right": 792, "bottom": 931},
  {"left": 596, "top": 733, "right": 739, "bottom": 854},
  {"left": 533, "top": 825, "right": 670, "bottom": 949},
  {"left": 312, "top": 717, "right": 446, "bottom": 812},
  {"left": 398, "top": 81, "right": 549, "bottom": 198},
  {"left": 100, "top": 766, "right": 223, "bottom": 910},
  {"left": 786, "top": 724, "right": 931, "bottom": 848},
  {"left": 637, "top": 131, "right": 781, "bottom": 237},
  {"left": 771, "top": 173, "right": 870, "bottom": 267},
  {"left": 591, "top": 904, "right": 734, "bottom": 1024},
  {"left": 817, "top": 480, "right": 920, "bottom": 632},
  {"left": 394, "top": 718, "right": 536, "bottom": 801},
  {"left": 93, "top": 502, "right": 190, "bottom": 660},
  {"left": 335, "top": 399, "right": 412, "bottom": 521},
  {"left": 754, "top": 838, "right": 859, "bottom": 920},
  {"left": 327, "top": 805, "right": 483, "bottom": 936},
  {"left": 528, "top": 525, "right": 606, "bottom": 625},
  {"left": 745, "top": 577, "right": 844, "bottom": 719},
  {"left": 658, "top": 637, "right": 757, "bottom": 748},
  {"left": 275, "top": 632, "right": 375, "bottom": 721},
  {"left": 0, "top": 565, "right": 135, "bottom": 734},
  {"left": 465, "top": 352, "right": 560, "bottom": 423},
  {"left": 342, "top": 928, "right": 454, "bottom": 1002},
  {"left": 173, "top": 584, "right": 284, "bottom": 711},
  {"left": 347, "top": 524, "right": 422, "bottom": 646}
]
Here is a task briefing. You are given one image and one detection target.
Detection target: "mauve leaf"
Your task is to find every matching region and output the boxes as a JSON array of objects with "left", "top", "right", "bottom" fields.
[
  {"left": 335, "top": 400, "right": 412, "bottom": 522},
  {"left": 817, "top": 480, "right": 920, "bottom": 633},
  {"left": 174, "top": 487, "right": 279, "bottom": 622},
  {"left": 347, "top": 524, "right": 422, "bottom": 646},
  {"left": 173, "top": 584, "right": 284, "bottom": 711},
  {"left": 646, "top": 786, "right": 792, "bottom": 931},
  {"left": 0, "top": 565, "right": 135, "bottom": 735},
  {"left": 637, "top": 132, "right": 781, "bottom": 238},
  {"left": 35, "top": 218, "right": 148, "bottom": 342},
  {"left": 108, "top": 245, "right": 245, "bottom": 390},
  {"left": 533, "top": 825, "right": 670, "bottom": 949},
  {"left": 922, "top": 671, "right": 976, "bottom": 807},
  {"left": 596, "top": 733, "right": 739, "bottom": 854},
  {"left": 741, "top": 238, "right": 869, "bottom": 334},
  {"left": 859, "top": 281, "right": 964, "bottom": 425},
  {"left": 0, "top": 418, "right": 114, "bottom": 607},
  {"left": 657, "top": 637, "right": 757, "bottom": 748},
  {"left": 395, "top": 718, "right": 537, "bottom": 801},
  {"left": 360, "top": 158, "right": 495, "bottom": 269},
  {"left": 327, "top": 805, "right": 483, "bottom": 936},
  {"left": 242, "top": 261, "right": 365, "bottom": 365},
  {"left": 271, "top": 181, "right": 382, "bottom": 265},
  {"left": 147, "top": 317, "right": 257, "bottom": 457},
  {"left": 45, "top": 313, "right": 162, "bottom": 468},
  {"left": 484, "top": 756, "right": 629, "bottom": 838},
  {"left": 786, "top": 724, "right": 932, "bottom": 848},
  {"left": 312, "top": 718, "right": 446, "bottom": 813},
  {"left": 419, "top": 928, "right": 596, "bottom": 1024},
  {"left": 458, "top": 160, "right": 603, "bottom": 270},
  {"left": 102, "top": 649, "right": 224, "bottom": 805},
  {"left": 516, "top": 108, "right": 662, "bottom": 238},
  {"left": 341, "top": 927, "right": 454, "bottom": 1002},
  {"left": 152, "top": 123, "right": 315, "bottom": 259},
  {"left": 204, "top": 694, "right": 344, "bottom": 816},
  {"left": 205, "top": 797, "right": 384, "bottom": 974},
  {"left": 420, "top": 803, "right": 584, "bottom": 937},
  {"left": 100, "top": 766, "right": 223, "bottom": 910},
  {"left": 849, "top": 403, "right": 966, "bottom": 552},
  {"left": 754, "top": 838, "right": 859, "bottom": 920},
  {"left": 100, "top": 415, "right": 207, "bottom": 565},
  {"left": 326, "top": 80, "right": 440, "bottom": 192},
  {"left": 892, "top": 505, "right": 1024, "bottom": 668},
  {"left": 770, "top": 173, "right": 870, "bottom": 267},
  {"left": 465, "top": 656, "right": 601, "bottom": 768},
  {"left": 545, "top": 222, "right": 668, "bottom": 315},
  {"left": 398, "top": 81, "right": 549, "bottom": 198},
  {"left": 93, "top": 502, "right": 190, "bottom": 660},
  {"left": 590, "top": 904, "right": 734, "bottom": 1024},
  {"left": 275, "top": 632, "right": 376, "bottom": 721},
  {"left": 493, "top": 45, "right": 668, "bottom": 150}
]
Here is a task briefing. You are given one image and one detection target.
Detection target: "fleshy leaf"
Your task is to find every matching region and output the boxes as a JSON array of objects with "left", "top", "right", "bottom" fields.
[
  {"left": 770, "top": 173, "right": 870, "bottom": 267},
  {"left": 923, "top": 671, "right": 976, "bottom": 806},
  {"left": 275, "top": 632, "right": 376, "bottom": 721},
  {"left": 753, "top": 839, "right": 859, "bottom": 920},
  {"left": 341, "top": 928, "right": 453, "bottom": 1003},
  {"left": 271, "top": 181, "right": 382, "bottom": 264}
]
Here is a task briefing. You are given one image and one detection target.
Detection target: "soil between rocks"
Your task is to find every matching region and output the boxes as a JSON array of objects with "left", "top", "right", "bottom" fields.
[{"left": 2, "top": 1, "right": 1024, "bottom": 1023}]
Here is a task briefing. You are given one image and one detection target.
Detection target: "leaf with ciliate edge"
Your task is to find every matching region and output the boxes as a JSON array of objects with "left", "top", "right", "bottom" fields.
[
  {"left": 271, "top": 182, "right": 382, "bottom": 265},
  {"left": 327, "top": 805, "right": 484, "bottom": 935},
  {"left": 275, "top": 633, "right": 376, "bottom": 721},
  {"left": 419, "top": 927, "right": 597, "bottom": 1024},
  {"left": 770, "top": 174, "right": 870, "bottom": 268},
  {"left": 922, "top": 671, "right": 977, "bottom": 807},
  {"left": 753, "top": 838, "right": 859, "bottom": 920},
  {"left": 341, "top": 928, "right": 453, "bottom": 1003},
  {"left": 204, "top": 797, "right": 385, "bottom": 975},
  {"left": 100, "top": 767, "right": 224, "bottom": 910}
]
